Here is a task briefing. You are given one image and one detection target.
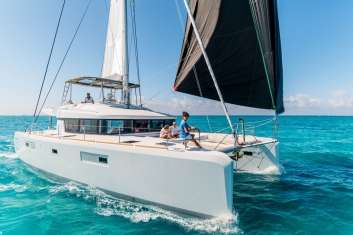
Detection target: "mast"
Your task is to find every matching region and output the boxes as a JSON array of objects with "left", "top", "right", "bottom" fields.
[
  {"left": 182, "top": 0, "right": 234, "bottom": 133},
  {"left": 121, "top": 0, "right": 130, "bottom": 106}
]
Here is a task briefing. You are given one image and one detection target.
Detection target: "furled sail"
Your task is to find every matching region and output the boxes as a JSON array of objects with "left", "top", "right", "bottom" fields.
[
  {"left": 101, "top": 0, "right": 128, "bottom": 81},
  {"left": 174, "top": 0, "right": 284, "bottom": 113}
]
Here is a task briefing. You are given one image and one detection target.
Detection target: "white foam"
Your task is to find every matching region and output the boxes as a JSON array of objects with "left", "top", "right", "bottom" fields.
[
  {"left": 49, "top": 181, "right": 240, "bottom": 234},
  {"left": 0, "top": 183, "right": 27, "bottom": 193},
  {"left": 0, "top": 152, "right": 18, "bottom": 159},
  {"left": 239, "top": 164, "right": 284, "bottom": 175}
]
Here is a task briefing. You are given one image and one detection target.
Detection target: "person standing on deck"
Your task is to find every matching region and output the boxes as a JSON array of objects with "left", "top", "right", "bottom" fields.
[{"left": 179, "top": 112, "right": 201, "bottom": 148}]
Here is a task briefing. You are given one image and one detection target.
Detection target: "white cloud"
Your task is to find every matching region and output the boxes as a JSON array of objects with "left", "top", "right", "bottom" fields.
[
  {"left": 284, "top": 90, "right": 353, "bottom": 115},
  {"left": 144, "top": 95, "right": 221, "bottom": 115},
  {"left": 328, "top": 90, "right": 353, "bottom": 108},
  {"left": 144, "top": 93, "right": 275, "bottom": 115},
  {"left": 284, "top": 94, "right": 321, "bottom": 108}
]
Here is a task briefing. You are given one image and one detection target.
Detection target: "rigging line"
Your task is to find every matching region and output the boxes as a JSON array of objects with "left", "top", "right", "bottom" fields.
[
  {"left": 130, "top": 0, "right": 142, "bottom": 107},
  {"left": 174, "top": 0, "right": 213, "bottom": 132},
  {"left": 31, "top": 0, "right": 66, "bottom": 125},
  {"left": 193, "top": 68, "right": 213, "bottom": 132},
  {"left": 34, "top": 0, "right": 93, "bottom": 123},
  {"left": 248, "top": 0, "right": 276, "bottom": 110}
]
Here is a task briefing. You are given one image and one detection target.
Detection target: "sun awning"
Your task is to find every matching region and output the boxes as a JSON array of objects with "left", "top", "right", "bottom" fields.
[{"left": 66, "top": 77, "right": 140, "bottom": 89}]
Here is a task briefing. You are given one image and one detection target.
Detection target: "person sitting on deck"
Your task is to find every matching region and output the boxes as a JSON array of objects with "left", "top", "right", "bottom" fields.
[
  {"left": 84, "top": 93, "right": 94, "bottom": 104},
  {"left": 160, "top": 125, "right": 170, "bottom": 139},
  {"left": 169, "top": 122, "right": 179, "bottom": 138},
  {"left": 179, "top": 112, "right": 201, "bottom": 148}
]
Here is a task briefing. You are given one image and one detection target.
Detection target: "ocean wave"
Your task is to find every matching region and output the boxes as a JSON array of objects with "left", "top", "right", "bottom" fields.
[
  {"left": 0, "top": 183, "right": 27, "bottom": 193},
  {"left": 0, "top": 152, "right": 18, "bottom": 159},
  {"left": 48, "top": 181, "right": 240, "bottom": 234}
]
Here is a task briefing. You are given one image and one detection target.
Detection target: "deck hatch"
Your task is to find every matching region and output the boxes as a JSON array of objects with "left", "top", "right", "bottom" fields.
[{"left": 80, "top": 151, "right": 109, "bottom": 165}]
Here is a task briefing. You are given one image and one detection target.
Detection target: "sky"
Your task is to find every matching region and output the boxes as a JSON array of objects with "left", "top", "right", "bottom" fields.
[{"left": 0, "top": 0, "right": 353, "bottom": 115}]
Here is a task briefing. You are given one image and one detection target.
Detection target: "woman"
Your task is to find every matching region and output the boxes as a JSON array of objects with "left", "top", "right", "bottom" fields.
[
  {"left": 169, "top": 122, "right": 179, "bottom": 138},
  {"left": 159, "top": 125, "right": 170, "bottom": 139}
]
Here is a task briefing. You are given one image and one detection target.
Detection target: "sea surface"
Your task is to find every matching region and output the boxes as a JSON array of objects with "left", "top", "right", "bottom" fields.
[{"left": 0, "top": 115, "right": 352, "bottom": 235}]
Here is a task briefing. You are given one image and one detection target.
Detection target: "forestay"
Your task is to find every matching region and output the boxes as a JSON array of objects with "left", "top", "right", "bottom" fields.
[{"left": 174, "top": 0, "right": 284, "bottom": 114}]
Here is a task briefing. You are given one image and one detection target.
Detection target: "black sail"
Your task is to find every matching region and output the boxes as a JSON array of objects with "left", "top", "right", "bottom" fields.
[{"left": 174, "top": 0, "right": 284, "bottom": 114}]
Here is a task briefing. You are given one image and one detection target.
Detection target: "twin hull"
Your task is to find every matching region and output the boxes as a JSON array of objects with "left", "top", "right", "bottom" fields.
[{"left": 14, "top": 132, "right": 234, "bottom": 218}]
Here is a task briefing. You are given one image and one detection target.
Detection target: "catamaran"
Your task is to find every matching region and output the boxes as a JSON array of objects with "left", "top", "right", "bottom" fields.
[{"left": 14, "top": 0, "right": 284, "bottom": 218}]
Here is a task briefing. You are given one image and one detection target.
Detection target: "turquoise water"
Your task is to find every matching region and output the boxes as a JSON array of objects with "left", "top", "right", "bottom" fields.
[{"left": 0, "top": 116, "right": 353, "bottom": 234}]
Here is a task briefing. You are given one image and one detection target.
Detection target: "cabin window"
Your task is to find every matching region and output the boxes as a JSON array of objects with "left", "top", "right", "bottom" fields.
[
  {"left": 80, "top": 119, "right": 99, "bottom": 134},
  {"left": 64, "top": 119, "right": 80, "bottom": 133},
  {"left": 150, "top": 120, "right": 164, "bottom": 132},
  {"left": 101, "top": 120, "right": 130, "bottom": 134},
  {"left": 102, "top": 120, "right": 123, "bottom": 134},
  {"left": 62, "top": 119, "right": 175, "bottom": 134},
  {"left": 133, "top": 120, "right": 149, "bottom": 133}
]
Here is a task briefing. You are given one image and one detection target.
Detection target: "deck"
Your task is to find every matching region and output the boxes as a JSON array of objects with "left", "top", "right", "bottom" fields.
[{"left": 29, "top": 129, "right": 275, "bottom": 153}]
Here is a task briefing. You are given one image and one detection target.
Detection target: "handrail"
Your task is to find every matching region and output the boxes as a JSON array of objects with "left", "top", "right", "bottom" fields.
[{"left": 27, "top": 118, "right": 278, "bottom": 151}]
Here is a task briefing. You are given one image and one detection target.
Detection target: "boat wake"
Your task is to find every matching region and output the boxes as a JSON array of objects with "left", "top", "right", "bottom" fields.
[
  {"left": 0, "top": 182, "right": 27, "bottom": 193},
  {"left": 0, "top": 152, "right": 19, "bottom": 159},
  {"left": 48, "top": 181, "right": 240, "bottom": 234}
]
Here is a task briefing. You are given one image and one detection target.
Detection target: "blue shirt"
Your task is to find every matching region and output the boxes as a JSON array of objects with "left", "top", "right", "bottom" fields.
[{"left": 179, "top": 120, "right": 190, "bottom": 139}]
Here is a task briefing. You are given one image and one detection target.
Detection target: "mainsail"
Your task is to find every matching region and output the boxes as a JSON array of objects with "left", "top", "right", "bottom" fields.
[
  {"left": 101, "top": 0, "right": 128, "bottom": 82},
  {"left": 175, "top": 0, "right": 284, "bottom": 114}
]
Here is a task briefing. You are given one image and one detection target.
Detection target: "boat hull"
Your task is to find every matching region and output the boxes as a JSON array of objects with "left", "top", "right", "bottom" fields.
[
  {"left": 14, "top": 132, "right": 234, "bottom": 218},
  {"left": 235, "top": 141, "right": 281, "bottom": 174}
]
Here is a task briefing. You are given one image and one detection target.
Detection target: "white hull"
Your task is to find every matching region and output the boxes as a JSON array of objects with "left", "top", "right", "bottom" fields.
[
  {"left": 14, "top": 132, "right": 234, "bottom": 218},
  {"left": 234, "top": 141, "right": 281, "bottom": 174},
  {"left": 201, "top": 133, "right": 281, "bottom": 174}
]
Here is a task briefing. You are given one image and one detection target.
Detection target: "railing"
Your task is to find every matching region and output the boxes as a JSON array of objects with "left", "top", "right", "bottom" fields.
[
  {"left": 28, "top": 123, "right": 180, "bottom": 143},
  {"left": 26, "top": 118, "right": 278, "bottom": 150}
]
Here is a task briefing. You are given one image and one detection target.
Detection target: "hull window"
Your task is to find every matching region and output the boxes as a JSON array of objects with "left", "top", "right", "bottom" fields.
[
  {"left": 80, "top": 151, "right": 109, "bottom": 165},
  {"left": 98, "top": 157, "right": 108, "bottom": 164},
  {"left": 25, "top": 142, "right": 36, "bottom": 149},
  {"left": 243, "top": 151, "right": 253, "bottom": 156}
]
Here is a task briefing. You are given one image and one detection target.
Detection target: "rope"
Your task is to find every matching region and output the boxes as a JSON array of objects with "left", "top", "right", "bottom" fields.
[
  {"left": 31, "top": 0, "right": 66, "bottom": 126},
  {"left": 248, "top": 0, "right": 276, "bottom": 110},
  {"left": 243, "top": 117, "right": 274, "bottom": 125},
  {"left": 34, "top": 0, "right": 92, "bottom": 123},
  {"left": 192, "top": 68, "right": 213, "bottom": 132}
]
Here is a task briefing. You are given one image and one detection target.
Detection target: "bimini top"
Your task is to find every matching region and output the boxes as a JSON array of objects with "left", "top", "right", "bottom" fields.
[
  {"left": 67, "top": 77, "right": 140, "bottom": 89},
  {"left": 174, "top": 0, "right": 284, "bottom": 114},
  {"left": 55, "top": 103, "right": 175, "bottom": 120}
]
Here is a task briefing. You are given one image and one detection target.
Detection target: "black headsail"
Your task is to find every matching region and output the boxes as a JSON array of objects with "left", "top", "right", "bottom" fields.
[{"left": 174, "top": 0, "right": 284, "bottom": 114}]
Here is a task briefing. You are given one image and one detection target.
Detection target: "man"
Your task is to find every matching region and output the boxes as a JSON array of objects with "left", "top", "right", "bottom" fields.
[
  {"left": 84, "top": 93, "right": 94, "bottom": 104},
  {"left": 179, "top": 111, "right": 201, "bottom": 148}
]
